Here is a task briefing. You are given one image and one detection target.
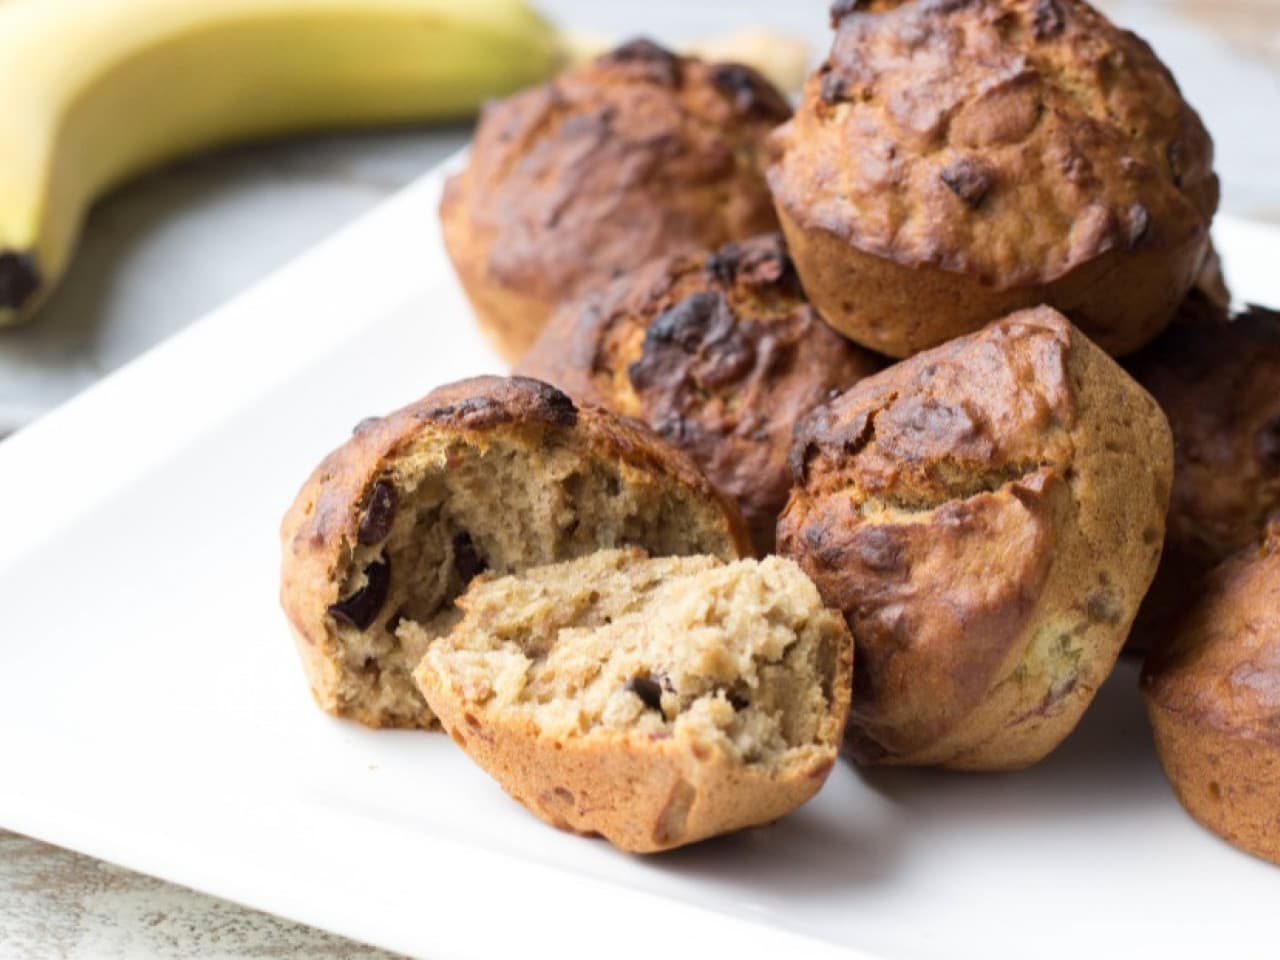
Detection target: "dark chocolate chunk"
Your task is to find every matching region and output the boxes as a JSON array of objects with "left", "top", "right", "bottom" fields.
[
  {"left": 645, "top": 292, "right": 721, "bottom": 351},
  {"left": 1031, "top": 0, "right": 1066, "bottom": 40},
  {"left": 1256, "top": 416, "right": 1280, "bottom": 469},
  {"left": 940, "top": 158, "right": 994, "bottom": 207},
  {"left": 603, "top": 37, "right": 680, "bottom": 86},
  {"left": 820, "top": 70, "right": 848, "bottom": 105},
  {"left": 624, "top": 674, "right": 665, "bottom": 711},
  {"left": 452, "top": 532, "right": 488, "bottom": 586},
  {"left": 1127, "top": 204, "right": 1152, "bottom": 248},
  {"left": 705, "top": 243, "right": 745, "bottom": 286},
  {"left": 328, "top": 559, "right": 391, "bottom": 630},
  {"left": 357, "top": 480, "right": 398, "bottom": 545},
  {"left": 725, "top": 689, "right": 750, "bottom": 711},
  {"left": 0, "top": 251, "right": 40, "bottom": 311},
  {"left": 708, "top": 63, "right": 790, "bottom": 120},
  {"left": 511, "top": 376, "right": 579, "bottom": 428}
]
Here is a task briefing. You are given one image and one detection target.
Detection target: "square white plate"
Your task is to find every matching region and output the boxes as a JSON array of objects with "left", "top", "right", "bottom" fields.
[{"left": 2, "top": 164, "right": 1278, "bottom": 960}]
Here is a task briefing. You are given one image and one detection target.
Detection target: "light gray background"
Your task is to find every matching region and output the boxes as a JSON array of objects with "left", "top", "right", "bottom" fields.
[{"left": 2, "top": 1, "right": 1278, "bottom": 957}]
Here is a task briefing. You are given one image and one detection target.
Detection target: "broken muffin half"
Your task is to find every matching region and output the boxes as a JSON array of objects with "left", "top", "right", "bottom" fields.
[
  {"left": 414, "top": 548, "right": 853, "bottom": 853},
  {"left": 279, "top": 377, "right": 751, "bottom": 729}
]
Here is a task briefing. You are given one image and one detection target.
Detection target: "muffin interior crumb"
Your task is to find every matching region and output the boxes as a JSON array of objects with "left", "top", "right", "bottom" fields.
[
  {"left": 417, "top": 550, "right": 844, "bottom": 769},
  {"left": 329, "top": 436, "right": 736, "bottom": 726}
]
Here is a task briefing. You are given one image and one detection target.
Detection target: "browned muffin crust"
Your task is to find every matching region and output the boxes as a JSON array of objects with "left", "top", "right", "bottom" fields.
[
  {"left": 441, "top": 39, "right": 792, "bottom": 362},
  {"left": 517, "top": 234, "right": 885, "bottom": 551},
  {"left": 1143, "top": 523, "right": 1280, "bottom": 864},
  {"left": 767, "top": 0, "right": 1218, "bottom": 358},
  {"left": 280, "top": 376, "right": 751, "bottom": 729},
  {"left": 779, "top": 307, "right": 1173, "bottom": 769},
  {"left": 1127, "top": 301, "right": 1280, "bottom": 651}
]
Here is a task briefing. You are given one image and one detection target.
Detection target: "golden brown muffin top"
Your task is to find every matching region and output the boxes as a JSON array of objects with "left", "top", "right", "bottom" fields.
[
  {"left": 1128, "top": 301, "right": 1280, "bottom": 569},
  {"left": 769, "top": 0, "right": 1218, "bottom": 287},
  {"left": 444, "top": 39, "right": 790, "bottom": 309},
  {"left": 517, "top": 235, "right": 884, "bottom": 551},
  {"left": 781, "top": 306, "right": 1172, "bottom": 762},
  {"left": 1144, "top": 523, "right": 1280, "bottom": 743}
]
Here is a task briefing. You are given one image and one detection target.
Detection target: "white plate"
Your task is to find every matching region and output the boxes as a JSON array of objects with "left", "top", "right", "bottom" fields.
[{"left": 1, "top": 164, "right": 1278, "bottom": 960}]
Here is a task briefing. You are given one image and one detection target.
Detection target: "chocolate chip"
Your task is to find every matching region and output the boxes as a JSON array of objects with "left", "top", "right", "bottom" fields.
[
  {"left": 1256, "top": 416, "right": 1280, "bottom": 470},
  {"left": 725, "top": 690, "right": 750, "bottom": 711},
  {"left": 645, "top": 292, "right": 721, "bottom": 352},
  {"left": 603, "top": 37, "right": 680, "bottom": 86},
  {"left": 328, "top": 559, "right": 391, "bottom": 630},
  {"left": 624, "top": 674, "right": 665, "bottom": 711},
  {"left": 452, "top": 532, "right": 488, "bottom": 586},
  {"left": 357, "top": 480, "right": 398, "bottom": 545},
  {"left": 511, "top": 376, "right": 579, "bottom": 428},
  {"left": 940, "top": 158, "right": 994, "bottom": 207},
  {"left": 705, "top": 243, "right": 744, "bottom": 287},
  {"left": 708, "top": 63, "right": 790, "bottom": 120},
  {"left": 1031, "top": 0, "right": 1066, "bottom": 40},
  {"left": 820, "top": 70, "right": 848, "bottom": 105},
  {"left": 1127, "top": 204, "right": 1151, "bottom": 248},
  {"left": 0, "top": 251, "right": 40, "bottom": 310}
]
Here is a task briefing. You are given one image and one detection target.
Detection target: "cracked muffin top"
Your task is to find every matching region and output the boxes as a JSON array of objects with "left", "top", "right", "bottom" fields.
[
  {"left": 440, "top": 38, "right": 791, "bottom": 360},
  {"left": 517, "top": 234, "right": 885, "bottom": 552},
  {"left": 768, "top": 0, "right": 1218, "bottom": 288},
  {"left": 779, "top": 306, "right": 1173, "bottom": 768}
]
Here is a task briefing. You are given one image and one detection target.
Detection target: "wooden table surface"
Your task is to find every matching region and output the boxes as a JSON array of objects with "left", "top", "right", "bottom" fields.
[{"left": 3, "top": 1, "right": 1278, "bottom": 957}]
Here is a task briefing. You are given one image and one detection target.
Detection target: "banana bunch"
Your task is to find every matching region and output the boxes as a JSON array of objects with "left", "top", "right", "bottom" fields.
[{"left": 0, "top": 0, "right": 807, "bottom": 327}]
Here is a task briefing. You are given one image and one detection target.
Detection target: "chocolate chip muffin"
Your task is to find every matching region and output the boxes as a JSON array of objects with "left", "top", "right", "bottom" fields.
[
  {"left": 441, "top": 39, "right": 791, "bottom": 362},
  {"left": 279, "top": 377, "right": 751, "bottom": 730},
  {"left": 1127, "top": 301, "right": 1280, "bottom": 651},
  {"left": 767, "top": 0, "right": 1219, "bottom": 358},
  {"left": 779, "top": 307, "right": 1173, "bottom": 769},
  {"left": 1143, "top": 522, "right": 1280, "bottom": 865},
  {"left": 415, "top": 548, "right": 853, "bottom": 853},
  {"left": 517, "top": 234, "right": 885, "bottom": 552}
]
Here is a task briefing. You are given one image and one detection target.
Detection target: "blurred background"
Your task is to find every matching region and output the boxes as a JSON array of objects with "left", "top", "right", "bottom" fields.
[
  {"left": 1, "top": 0, "right": 1278, "bottom": 956},
  {"left": 0, "top": 0, "right": 1277, "bottom": 435}
]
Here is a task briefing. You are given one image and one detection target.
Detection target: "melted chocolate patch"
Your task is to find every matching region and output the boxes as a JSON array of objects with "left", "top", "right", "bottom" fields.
[
  {"left": 452, "top": 532, "right": 488, "bottom": 586},
  {"left": 708, "top": 63, "right": 790, "bottom": 120}
]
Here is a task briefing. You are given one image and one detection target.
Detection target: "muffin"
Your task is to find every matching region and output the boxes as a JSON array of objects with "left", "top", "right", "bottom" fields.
[
  {"left": 767, "top": 0, "right": 1218, "bottom": 358},
  {"left": 441, "top": 38, "right": 791, "bottom": 362},
  {"left": 279, "top": 376, "right": 750, "bottom": 730},
  {"left": 517, "top": 233, "right": 885, "bottom": 552},
  {"left": 1127, "top": 301, "right": 1280, "bottom": 651},
  {"left": 414, "top": 548, "right": 853, "bottom": 853},
  {"left": 779, "top": 307, "right": 1173, "bottom": 769},
  {"left": 1143, "top": 522, "right": 1280, "bottom": 865}
]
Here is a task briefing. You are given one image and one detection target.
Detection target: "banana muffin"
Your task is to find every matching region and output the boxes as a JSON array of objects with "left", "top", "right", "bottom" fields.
[
  {"left": 1127, "top": 301, "right": 1280, "bottom": 651},
  {"left": 1143, "top": 522, "right": 1280, "bottom": 865},
  {"left": 517, "top": 234, "right": 885, "bottom": 552},
  {"left": 414, "top": 549, "right": 853, "bottom": 853},
  {"left": 441, "top": 38, "right": 791, "bottom": 362},
  {"left": 779, "top": 307, "right": 1173, "bottom": 769},
  {"left": 767, "top": 0, "right": 1218, "bottom": 358},
  {"left": 279, "top": 376, "right": 750, "bottom": 729}
]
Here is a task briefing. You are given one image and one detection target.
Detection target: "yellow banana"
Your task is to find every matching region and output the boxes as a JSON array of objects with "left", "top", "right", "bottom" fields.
[
  {"left": 0, "top": 0, "right": 807, "bottom": 328},
  {"left": 0, "top": 0, "right": 562, "bottom": 325}
]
